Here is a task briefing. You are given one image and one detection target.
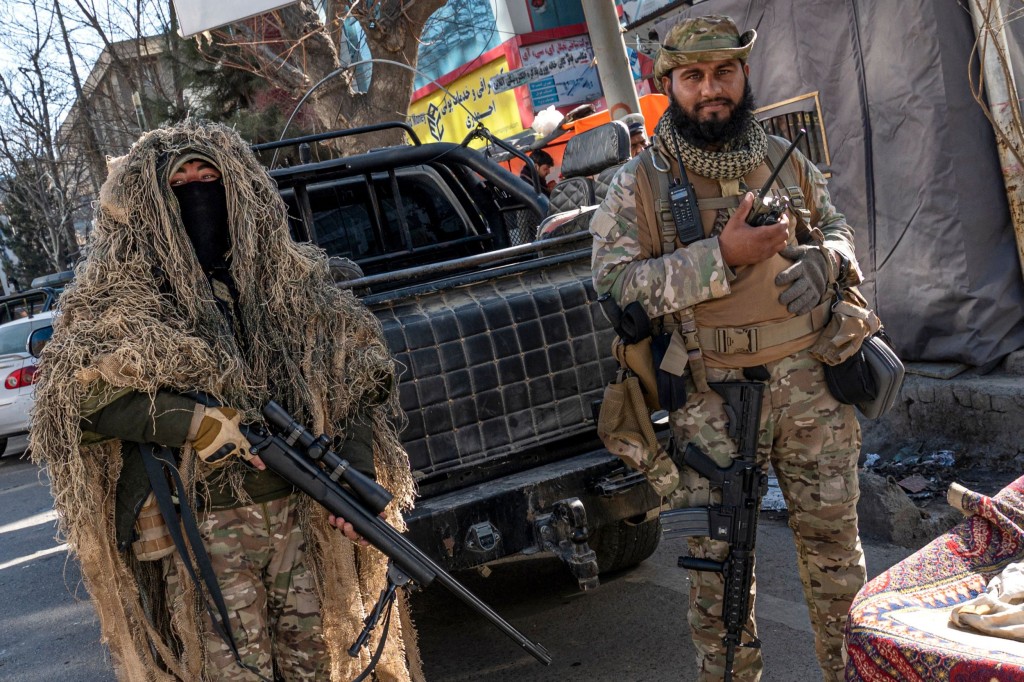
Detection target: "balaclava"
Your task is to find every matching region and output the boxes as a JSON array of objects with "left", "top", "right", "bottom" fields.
[{"left": 168, "top": 152, "right": 230, "bottom": 272}]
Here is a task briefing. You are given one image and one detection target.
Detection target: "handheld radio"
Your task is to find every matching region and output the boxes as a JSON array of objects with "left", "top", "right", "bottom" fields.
[
  {"left": 669, "top": 150, "right": 704, "bottom": 245},
  {"left": 746, "top": 129, "right": 806, "bottom": 226}
]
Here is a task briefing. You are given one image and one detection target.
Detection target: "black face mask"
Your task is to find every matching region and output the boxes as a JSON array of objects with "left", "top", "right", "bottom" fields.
[{"left": 171, "top": 181, "right": 230, "bottom": 273}]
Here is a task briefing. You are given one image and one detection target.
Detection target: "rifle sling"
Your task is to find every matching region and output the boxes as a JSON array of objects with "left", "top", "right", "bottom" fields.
[{"left": 139, "top": 443, "right": 271, "bottom": 682}]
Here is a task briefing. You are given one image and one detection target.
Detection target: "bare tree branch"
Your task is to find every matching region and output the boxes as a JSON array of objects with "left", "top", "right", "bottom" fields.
[{"left": 199, "top": 0, "right": 447, "bottom": 152}]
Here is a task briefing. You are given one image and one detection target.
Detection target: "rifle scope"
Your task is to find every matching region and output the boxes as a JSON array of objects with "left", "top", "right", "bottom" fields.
[{"left": 262, "top": 401, "right": 393, "bottom": 514}]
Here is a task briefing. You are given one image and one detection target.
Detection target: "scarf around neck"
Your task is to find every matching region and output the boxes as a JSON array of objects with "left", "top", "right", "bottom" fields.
[{"left": 654, "top": 112, "right": 768, "bottom": 180}]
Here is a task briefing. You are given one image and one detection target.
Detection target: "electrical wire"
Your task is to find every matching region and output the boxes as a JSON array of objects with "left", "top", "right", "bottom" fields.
[{"left": 272, "top": 57, "right": 494, "bottom": 168}]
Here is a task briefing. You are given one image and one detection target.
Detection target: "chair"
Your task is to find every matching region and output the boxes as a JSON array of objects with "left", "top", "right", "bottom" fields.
[{"left": 547, "top": 120, "right": 631, "bottom": 215}]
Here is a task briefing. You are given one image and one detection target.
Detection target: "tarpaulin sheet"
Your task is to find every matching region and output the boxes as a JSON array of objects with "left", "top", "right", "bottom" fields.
[{"left": 649, "top": 0, "right": 1024, "bottom": 365}]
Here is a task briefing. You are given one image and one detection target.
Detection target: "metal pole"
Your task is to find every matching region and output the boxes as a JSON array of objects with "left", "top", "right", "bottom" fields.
[
  {"left": 581, "top": 0, "right": 641, "bottom": 121},
  {"left": 967, "top": 0, "right": 1024, "bottom": 278}
]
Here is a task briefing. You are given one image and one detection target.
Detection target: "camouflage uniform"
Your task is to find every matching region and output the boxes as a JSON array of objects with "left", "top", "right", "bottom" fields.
[
  {"left": 591, "top": 16, "right": 866, "bottom": 682},
  {"left": 34, "top": 120, "right": 413, "bottom": 682},
  {"left": 164, "top": 495, "right": 328, "bottom": 680},
  {"left": 82, "top": 387, "right": 347, "bottom": 680},
  {"left": 663, "top": 356, "right": 863, "bottom": 681}
]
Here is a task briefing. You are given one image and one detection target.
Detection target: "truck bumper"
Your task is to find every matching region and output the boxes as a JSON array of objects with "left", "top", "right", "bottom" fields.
[{"left": 404, "top": 450, "right": 659, "bottom": 576}]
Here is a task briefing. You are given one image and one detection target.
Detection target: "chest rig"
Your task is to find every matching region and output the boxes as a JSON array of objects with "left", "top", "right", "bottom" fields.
[{"left": 637, "top": 135, "right": 814, "bottom": 393}]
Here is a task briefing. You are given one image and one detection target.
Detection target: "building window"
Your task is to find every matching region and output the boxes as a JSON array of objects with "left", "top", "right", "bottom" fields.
[{"left": 754, "top": 92, "right": 831, "bottom": 173}]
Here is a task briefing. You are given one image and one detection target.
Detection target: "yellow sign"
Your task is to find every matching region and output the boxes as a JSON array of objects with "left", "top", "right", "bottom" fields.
[{"left": 408, "top": 57, "right": 523, "bottom": 147}]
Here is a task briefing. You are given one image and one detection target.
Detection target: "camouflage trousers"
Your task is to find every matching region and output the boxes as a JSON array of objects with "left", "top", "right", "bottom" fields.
[
  {"left": 164, "top": 493, "right": 328, "bottom": 680},
  {"left": 665, "top": 351, "right": 867, "bottom": 682}
]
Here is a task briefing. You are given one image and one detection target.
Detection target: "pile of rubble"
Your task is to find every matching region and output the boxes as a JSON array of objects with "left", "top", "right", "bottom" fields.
[
  {"left": 855, "top": 445, "right": 1020, "bottom": 548},
  {"left": 862, "top": 447, "right": 958, "bottom": 502},
  {"left": 761, "top": 444, "right": 1016, "bottom": 549}
]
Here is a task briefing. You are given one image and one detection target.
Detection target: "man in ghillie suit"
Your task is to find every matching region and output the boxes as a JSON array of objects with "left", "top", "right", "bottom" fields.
[{"left": 31, "top": 120, "right": 419, "bottom": 681}]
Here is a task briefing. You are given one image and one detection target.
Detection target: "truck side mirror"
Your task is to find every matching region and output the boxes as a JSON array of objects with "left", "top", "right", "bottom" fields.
[{"left": 29, "top": 326, "right": 52, "bottom": 358}]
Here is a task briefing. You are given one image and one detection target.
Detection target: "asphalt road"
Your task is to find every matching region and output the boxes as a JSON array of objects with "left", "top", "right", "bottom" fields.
[{"left": 0, "top": 454, "right": 913, "bottom": 682}]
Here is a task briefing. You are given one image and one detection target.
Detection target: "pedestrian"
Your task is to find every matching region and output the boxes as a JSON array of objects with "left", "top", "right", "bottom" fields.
[
  {"left": 591, "top": 15, "right": 865, "bottom": 682},
  {"left": 622, "top": 112, "right": 649, "bottom": 157},
  {"left": 520, "top": 148, "right": 555, "bottom": 196},
  {"left": 31, "top": 120, "right": 418, "bottom": 681}
]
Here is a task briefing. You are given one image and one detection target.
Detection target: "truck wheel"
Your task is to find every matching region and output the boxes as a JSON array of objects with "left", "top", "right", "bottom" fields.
[{"left": 590, "top": 515, "right": 661, "bottom": 574}]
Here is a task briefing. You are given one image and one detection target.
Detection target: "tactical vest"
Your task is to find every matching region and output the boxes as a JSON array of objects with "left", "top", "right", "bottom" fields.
[{"left": 635, "top": 136, "right": 828, "bottom": 391}]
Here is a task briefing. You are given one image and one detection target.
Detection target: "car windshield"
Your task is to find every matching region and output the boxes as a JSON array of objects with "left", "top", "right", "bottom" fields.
[{"left": 0, "top": 318, "right": 42, "bottom": 355}]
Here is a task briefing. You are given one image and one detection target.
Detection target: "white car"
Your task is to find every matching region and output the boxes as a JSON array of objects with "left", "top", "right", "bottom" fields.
[{"left": 0, "top": 310, "right": 53, "bottom": 457}]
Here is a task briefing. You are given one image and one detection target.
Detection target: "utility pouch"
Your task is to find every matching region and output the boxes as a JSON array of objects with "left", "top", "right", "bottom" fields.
[
  {"left": 597, "top": 372, "right": 680, "bottom": 497},
  {"left": 809, "top": 285, "right": 881, "bottom": 366},
  {"left": 824, "top": 331, "right": 904, "bottom": 419},
  {"left": 612, "top": 336, "right": 661, "bottom": 412},
  {"left": 814, "top": 286, "right": 905, "bottom": 420},
  {"left": 131, "top": 491, "right": 175, "bottom": 561}
]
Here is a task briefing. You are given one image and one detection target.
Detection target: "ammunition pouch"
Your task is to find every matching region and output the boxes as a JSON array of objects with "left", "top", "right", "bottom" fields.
[
  {"left": 131, "top": 490, "right": 175, "bottom": 561},
  {"left": 596, "top": 372, "right": 680, "bottom": 497}
]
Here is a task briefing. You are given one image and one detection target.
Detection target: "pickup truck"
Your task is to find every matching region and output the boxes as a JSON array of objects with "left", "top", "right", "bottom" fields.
[{"left": 259, "top": 122, "right": 660, "bottom": 589}]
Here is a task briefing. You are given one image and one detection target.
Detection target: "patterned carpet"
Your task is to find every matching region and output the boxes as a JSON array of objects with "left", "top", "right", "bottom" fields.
[{"left": 846, "top": 475, "right": 1024, "bottom": 681}]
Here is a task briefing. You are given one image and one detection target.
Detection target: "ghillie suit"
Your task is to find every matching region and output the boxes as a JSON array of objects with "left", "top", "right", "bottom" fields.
[{"left": 31, "top": 120, "right": 419, "bottom": 681}]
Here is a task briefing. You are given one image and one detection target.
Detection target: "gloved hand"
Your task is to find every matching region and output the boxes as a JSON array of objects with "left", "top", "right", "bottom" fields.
[
  {"left": 191, "top": 405, "right": 255, "bottom": 468},
  {"left": 775, "top": 244, "right": 831, "bottom": 315}
]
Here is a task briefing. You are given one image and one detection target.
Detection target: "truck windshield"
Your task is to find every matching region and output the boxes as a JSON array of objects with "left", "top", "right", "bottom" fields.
[{"left": 302, "top": 168, "right": 469, "bottom": 261}]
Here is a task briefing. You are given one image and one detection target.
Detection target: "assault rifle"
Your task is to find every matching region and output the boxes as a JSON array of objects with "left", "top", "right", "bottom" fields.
[
  {"left": 237, "top": 401, "right": 552, "bottom": 677},
  {"left": 660, "top": 380, "right": 766, "bottom": 682}
]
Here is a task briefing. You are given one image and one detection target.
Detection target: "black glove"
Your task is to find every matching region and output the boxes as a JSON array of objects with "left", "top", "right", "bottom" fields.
[{"left": 775, "top": 245, "right": 830, "bottom": 315}]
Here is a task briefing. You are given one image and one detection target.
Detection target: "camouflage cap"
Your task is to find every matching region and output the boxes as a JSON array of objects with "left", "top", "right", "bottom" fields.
[
  {"left": 166, "top": 151, "right": 219, "bottom": 179},
  {"left": 654, "top": 15, "right": 756, "bottom": 89}
]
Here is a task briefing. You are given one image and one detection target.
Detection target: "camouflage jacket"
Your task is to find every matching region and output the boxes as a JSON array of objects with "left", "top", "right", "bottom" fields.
[
  {"left": 590, "top": 142, "right": 862, "bottom": 323},
  {"left": 82, "top": 388, "right": 375, "bottom": 549}
]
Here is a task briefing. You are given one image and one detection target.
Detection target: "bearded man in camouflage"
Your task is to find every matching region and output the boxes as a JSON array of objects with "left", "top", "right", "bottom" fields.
[
  {"left": 32, "top": 120, "right": 417, "bottom": 681},
  {"left": 591, "top": 15, "right": 866, "bottom": 682}
]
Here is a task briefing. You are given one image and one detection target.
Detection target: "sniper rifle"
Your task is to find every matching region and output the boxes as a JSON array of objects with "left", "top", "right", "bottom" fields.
[{"left": 234, "top": 401, "right": 552, "bottom": 678}]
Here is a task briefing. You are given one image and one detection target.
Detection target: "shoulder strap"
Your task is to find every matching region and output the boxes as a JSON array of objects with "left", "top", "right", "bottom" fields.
[
  {"left": 139, "top": 444, "right": 272, "bottom": 682},
  {"left": 637, "top": 148, "right": 673, "bottom": 259},
  {"left": 633, "top": 147, "right": 711, "bottom": 393}
]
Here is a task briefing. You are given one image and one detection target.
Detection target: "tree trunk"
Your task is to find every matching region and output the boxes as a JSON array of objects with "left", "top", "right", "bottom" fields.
[
  {"left": 54, "top": 0, "right": 106, "bottom": 192},
  {"left": 208, "top": 0, "right": 448, "bottom": 154}
]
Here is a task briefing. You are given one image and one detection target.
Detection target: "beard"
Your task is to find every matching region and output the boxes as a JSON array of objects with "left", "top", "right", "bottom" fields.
[{"left": 668, "top": 80, "right": 757, "bottom": 148}]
